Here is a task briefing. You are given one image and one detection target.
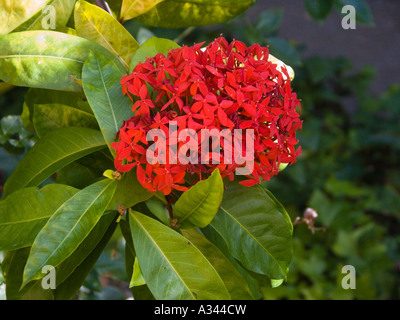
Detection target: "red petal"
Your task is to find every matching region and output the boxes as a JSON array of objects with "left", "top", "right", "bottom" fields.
[{"left": 239, "top": 179, "right": 259, "bottom": 187}]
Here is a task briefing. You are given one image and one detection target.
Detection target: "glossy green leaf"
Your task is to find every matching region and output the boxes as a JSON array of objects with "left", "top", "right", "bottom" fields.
[
  {"left": 15, "top": 0, "right": 77, "bottom": 32},
  {"left": 53, "top": 211, "right": 117, "bottom": 285},
  {"left": 82, "top": 51, "right": 133, "bottom": 156},
  {"left": 129, "top": 0, "right": 255, "bottom": 28},
  {"left": 3, "top": 212, "right": 118, "bottom": 300},
  {"left": 3, "top": 127, "right": 106, "bottom": 198},
  {"left": 208, "top": 180, "right": 293, "bottom": 281},
  {"left": 173, "top": 169, "right": 223, "bottom": 229},
  {"left": 181, "top": 228, "right": 254, "bottom": 300},
  {"left": 0, "top": 31, "right": 118, "bottom": 91},
  {"left": 129, "top": 36, "right": 180, "bottom": 72},
  {"left": 129, "top": 210, "right": 230, "bottom": 300},
  {"left": 107, "top": 170, "right": 153, "bottom": 210},
  {"left": 0, "top": 0, "right": 48, "bottom": 36},
  {"left": 0, "top": 184, "right": 78, "bottom": 251},
  {"left": 22, "top": 178, "right": 117, "bottom": 287},
  {"left": 53, "top": 211, "right": 118, "bottom": 300},
  {"left": 75, "top": 0, "right": 139, "bottom": 70},
  {"left": 33, "top": 103, "right": 98, "bottom": 138}
]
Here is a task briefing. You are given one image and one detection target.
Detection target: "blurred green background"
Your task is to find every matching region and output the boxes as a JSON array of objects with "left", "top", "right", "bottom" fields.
[{"left": 1, "top": 0, "right": 399, "bottom": 300}]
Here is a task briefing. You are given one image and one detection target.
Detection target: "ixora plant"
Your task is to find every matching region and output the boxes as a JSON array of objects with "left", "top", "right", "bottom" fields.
[{"left": 0, "top": 0, "right": 302, "bottom": 300}]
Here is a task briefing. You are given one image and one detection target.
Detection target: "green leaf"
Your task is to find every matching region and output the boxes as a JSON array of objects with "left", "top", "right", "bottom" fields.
[
  {"left": 3, "top": 126, "right": 106, "bottom": 198},
  {"left": 14, "top": 0, "right": 77, "bottom": 32},
  {"left": 173, "top": 169, "right": 224, "bottom": 229},
  {"left": 208, "top": 180, "right": 293, "bottom": 281},
  {"left": 145, "top": 198, "right": 170, "bottom": 225},
  {"left": 270, "top": 278, "right": 284, "bottom": 288},
  {"left": 121, "top": 218, "right": 156, "bottom": 300},
  {"left": 23, "top": 88, "right": 93, "bottom": 128},
  {"left": 107, "top": 170, "right": 153, "bottom": 210},
  {"left": 53, "top": 211, "right": 119, "bottom": 300},
  {"left": 33, "top": 103, "right": 98, "bottom": 138},
  {"left": 304, "top": 0, "right": 334, "bottom": 22},
  {"left": 129, "top": 0, "right": 255, "bottom": 29},
  {"left": 129, "top": 257, "right": 146, "bottom": 287},
  {"left": 55, "top": 162, "right": 99, "bottom": 189},
  {"left": 129, "top": 36, "right": 180, "bottom": 72},
  {"left": 121, "top": 0, "right": 163, "bottom": 21},
  {"left": 82, "top": 51, "right": 133, "bottom": 156},
  {"left": 181, "top": 228, "right": 254, "bottom": 300},
  {"left": 0, "top": 0, "right": 49, "bottom": 35},
  {"left": 129, "top": 210, "right": 230, "bottom": 300},
  {"left": 3, "top": 212, "right": 118, "bottom": 300},
  {"left": 201, "top": 225, "right": 263, "bottom": 299},
  {"left": 0, "top": 184, "right": 78, "bottom": 251},
  {"left": 0, "top": 30, "right": 118, "bottom": 91},
  {"left": 75, "top": 0, "right": 139, "bottom": 70},
  {"left": 22, "top": 178, "right": 117, "bottom": 287}
]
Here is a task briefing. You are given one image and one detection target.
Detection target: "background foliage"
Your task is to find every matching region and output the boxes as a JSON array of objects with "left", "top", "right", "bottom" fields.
[{"left": 0, "top": 0, "right": 399, "bottom": 300}]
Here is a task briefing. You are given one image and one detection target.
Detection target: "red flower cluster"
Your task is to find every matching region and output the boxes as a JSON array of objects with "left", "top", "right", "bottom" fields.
[{"left": 111, "top": 36, "right": 302, "bottom": 195}]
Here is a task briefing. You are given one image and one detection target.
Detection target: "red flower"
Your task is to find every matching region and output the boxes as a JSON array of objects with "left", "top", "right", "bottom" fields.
[{"left": 114, "top": 36, "right": 302, "bottom": 195}]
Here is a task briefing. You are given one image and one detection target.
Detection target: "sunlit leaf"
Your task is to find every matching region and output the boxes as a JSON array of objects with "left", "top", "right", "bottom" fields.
[
  {"left": 120, "top": 0, "right": 163, "bottom": 21},
  {"left": 0, "top": 0, "right": 48, "bottom": 36},
  {"left": 0, "top": 31, "right": 118, "bottom": 91},
  {"left": 14, "top": 0, "right": 77, "bottom": 32},
  {"left": 129, "top": 36, "right": 180, "bottom": 72},
  {"left": 126, "top": 0, "right": 255, "bottom": 28},
  {"left": 82, "top": 51, "right": 133, "bottom": 155},
  {"left": 75, "top": 0, "right": 139, "bottom": 70}
]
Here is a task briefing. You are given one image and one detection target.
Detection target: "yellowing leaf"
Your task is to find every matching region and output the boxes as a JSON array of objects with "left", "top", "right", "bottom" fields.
[
  {"left": 0, "top": 0, "right": 48, "bottom": 35},
  {"left": 75, "top": 0, "right": 139, "bottom": 70},
  {"left": 121, "top": 0, "right": 163, "bottom": 21}
]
